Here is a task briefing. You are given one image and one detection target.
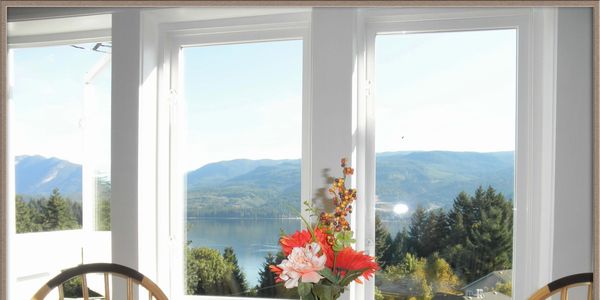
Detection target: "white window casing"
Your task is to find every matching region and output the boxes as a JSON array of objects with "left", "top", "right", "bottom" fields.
[
  {"left": 357, "top": 7, "right": 558, "bottom": 300},
  {"left": 5, "top": 7, "right": 560, "bottom": 300},
  {"left": 145, "top": 9, "right": 311, "bottom": 299},
  {"left": 6, "top": 14, "right": 113, "bottom": 300}
]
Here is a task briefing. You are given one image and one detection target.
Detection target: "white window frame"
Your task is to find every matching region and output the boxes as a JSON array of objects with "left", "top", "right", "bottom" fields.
[
  {"left": 4, "top": 7, "right": 561, "bottom": 300},
  {"left": 356, "top": 7, "right": 558, "bottom": 300},
  {"left": 6, "top": 15, "right": 113, "bottom": 300},
  {"left": 150, "top": 10, "right": 311, "bottom": 300}
]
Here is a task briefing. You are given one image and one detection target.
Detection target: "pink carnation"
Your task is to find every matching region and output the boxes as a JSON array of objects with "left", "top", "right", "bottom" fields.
[{"left": 277, "top": 242, "right": 326, "bottom": 288}]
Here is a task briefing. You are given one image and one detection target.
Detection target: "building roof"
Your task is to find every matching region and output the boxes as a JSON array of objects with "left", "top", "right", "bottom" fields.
[{"left": 461, "top": 269, "right": 512, "bottom": 291}]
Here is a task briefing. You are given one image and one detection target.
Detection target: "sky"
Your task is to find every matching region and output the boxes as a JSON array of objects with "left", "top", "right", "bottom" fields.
[
  {"left": 375, "top": 29, "right": 516, "bottom": 153},
  {"left": 11, "top": 29, "right": 516, "bottom": 171},
  {"left": 182, "top": 41, "right": 303, "bottom": 169},
  {"left": 11, "top": 43, "right": 111, "bottom": 170}
]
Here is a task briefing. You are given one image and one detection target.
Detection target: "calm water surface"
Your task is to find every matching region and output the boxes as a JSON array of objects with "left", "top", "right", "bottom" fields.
[
  {"left": 187, "top": 218, "right": 301, "bottom": 287},
  {"left": 187, "top": 218, "right": 407, "bottom": 287}
]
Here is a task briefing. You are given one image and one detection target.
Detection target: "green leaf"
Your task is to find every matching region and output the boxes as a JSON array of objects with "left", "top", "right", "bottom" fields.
[
  {"left": 318, "top": 268, "right": 338, "bottom": 284},
  {"left": 333, "top": 231, "right": 356, "bottom": 250},
  {"left": 298, "top": 282, "right": 312, "bottom": 297},
  {"left": 339, "top": 268, "right": 369, "bottom": 286},
  {"left": 313, "top": 284, "right": 334, "bottom": 300},
  {"left": 302, "top": 292, "right": 316, "bottom": 300},
  {"left": 332, "top": 285, "right": 344, "bottom": 297},
  {"left": 332, "top": 240, "right": 345, "bottom": 252}
]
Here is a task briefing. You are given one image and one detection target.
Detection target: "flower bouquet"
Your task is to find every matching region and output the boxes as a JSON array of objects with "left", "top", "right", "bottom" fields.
[{"left": 270, "top": 159, "right": 379, "bottom": 300}]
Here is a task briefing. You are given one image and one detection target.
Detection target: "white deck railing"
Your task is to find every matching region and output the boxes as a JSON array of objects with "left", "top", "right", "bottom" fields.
[{"left": 13, "top": 230, "right": 111, "bottom": 299}]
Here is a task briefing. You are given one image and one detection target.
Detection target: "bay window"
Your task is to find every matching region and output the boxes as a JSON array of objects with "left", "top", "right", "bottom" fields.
[{"left": 5, "top": 6, "right": 578, "bottom": 300}]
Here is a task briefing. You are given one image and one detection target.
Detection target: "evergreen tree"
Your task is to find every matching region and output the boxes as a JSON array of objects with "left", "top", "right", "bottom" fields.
[
  {"left": 443, "top": 186, "right": 513, "bottom": 282},
  {"left": 28, "top": 198, "right": 48, "bottom": 226},
  {"left": 375, "top": 213, "right": 393, "bottom": 267},
  {"left": 407, "top": 206, "right": 428, "bottom": 257},
  {"left": 43, "top": 188, "right": 78, "bottom": 231},
  {"left": 256, "top": 252, "right": 298, "bottom": 298},
  {"left": 420, "top": 208, "right": 447, "bottom": 257},
  {"left": 389, "top": 229, "right": 409, "bottom": 266},
  {"left": 223, "top": 247, "right": 249, "bottom": 296},
  {"left": 15, "top": 195, "right": 41, "bottom": 233},
  {"left": 432, "top": 209, "right": 450, "bottom": 247},
  {"left": 70, "top": 201, "right": 83, "bottom": 226},
  {"left": 466, "top": 187, "right": 512, "bottom": 281},
  {"left": 256, "top": 253, "right": 278, "bottom": 297},
  {"left": 407, "top": 206, "right": 447, "bottom": 258},
  {"left": 447, "top": 191, "right": 473, "bottom": 242}
]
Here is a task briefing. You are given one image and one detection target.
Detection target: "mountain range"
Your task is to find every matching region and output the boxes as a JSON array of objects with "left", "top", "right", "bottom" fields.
[
  {"left": 15, "top": 155, "right": 82, "bottom": 201},
  {"left": 15, "top": 151, "right": 514, "bottom": 217}
]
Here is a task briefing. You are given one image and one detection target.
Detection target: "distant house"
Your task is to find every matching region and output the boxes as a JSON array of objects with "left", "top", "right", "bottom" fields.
[
  {"left": 461, "top": 270, "right": 512, "bottom": 297},
  {"left": 377, "top": 269, "right": 512, "bottom": 299}
]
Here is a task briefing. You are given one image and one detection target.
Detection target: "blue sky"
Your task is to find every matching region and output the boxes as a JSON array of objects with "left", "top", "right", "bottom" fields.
[
  {"left": 182, "top": 40, "right": 303, "bottom": 169},
  {"left": 11, "top": 43, "right": 111, "bottom": 169},
  {"left": 11, "top": 29, "right": 516, "bottom": 171},
  {"left": 375, "top": 29, "right": 516, "bottom": 153}
]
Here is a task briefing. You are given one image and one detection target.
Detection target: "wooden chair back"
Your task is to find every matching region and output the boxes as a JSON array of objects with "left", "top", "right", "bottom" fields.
[
  {"left": 31, "top": 263, "right": 168, "bottom": 300},
  {"left": 529, "top": 273, "right": 592, "bottom": 300}
]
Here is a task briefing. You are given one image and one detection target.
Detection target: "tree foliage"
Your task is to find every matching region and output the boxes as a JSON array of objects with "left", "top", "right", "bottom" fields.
[
  {"left": 95, "top": 177, "right": 111, "bottom": 231},
  {"left": 16, "top": 188, "right": 81, "bottom": 233},
  {"left": 377, "top": 185, "right": 513, "bottom": 298},
  {"left": 255, "top": 252, "right": 298, "bottom": 298},
  {"left": 495, "top": 281, "right": 512, "bottom": 296},
  {"left": 43, "top": 188, "right": 79, "bottom": 231},
  {"left": 186, "top": 245, "right": 255, "bottom": 297},
  {"left": 444, "top": 186, "right": 513, "bottom": 282},
  {"left": 16, "top": 195, "right": 41, "bottom": 233},
  {"left": 426, "top": 254, "right": 461, "bottom": 295},
  {"left": 375, "top": 214, "right": 393, "bottom": 267},
  {"left": 223, "top": 246, "right": 249, "bottom": 296},
  {"left": 381, "top": 253, "right": 460, "bottom": 299},
  {"left": 186, "top": 247, "right": 234, "bottom": 295}
]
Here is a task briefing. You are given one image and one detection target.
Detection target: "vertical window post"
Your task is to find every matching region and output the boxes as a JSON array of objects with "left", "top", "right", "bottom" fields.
[
  {"left": 310, "top": 8, "right": 361, "bottom": 299},
  {"left": 111, "top": 10, "right": 141, "bottom": 295}
]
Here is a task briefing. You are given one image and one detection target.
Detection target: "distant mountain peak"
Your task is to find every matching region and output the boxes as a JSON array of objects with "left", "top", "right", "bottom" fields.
[{"left": 15, "top": 155, "right": 82, "bottom": 201}]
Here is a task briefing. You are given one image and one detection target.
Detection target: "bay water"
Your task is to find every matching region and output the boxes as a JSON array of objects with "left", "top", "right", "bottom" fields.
[
  {"left": 187, "top": 218, "right": 301, "bottom": 287},
  {"left": 186, "top": 217, "right": 407, "bottom": 287}
]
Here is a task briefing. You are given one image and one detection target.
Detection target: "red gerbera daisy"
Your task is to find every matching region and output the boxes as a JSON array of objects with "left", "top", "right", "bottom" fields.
[
  {"left": 333, "top": 247, "right": 380, "bottom": 283},
  {"left": 279, "top": 228, "right": 333, "bottom": 262},
  {"left": 280, "top": 229, "right": 311, "bottom": 256}
]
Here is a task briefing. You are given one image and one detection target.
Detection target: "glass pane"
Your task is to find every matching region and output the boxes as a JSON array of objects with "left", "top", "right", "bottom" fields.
[
  {"left": 86, "top": 55, "right": 112, "bottom": 231},
  {"left": 12, "top": 42, "right": 111, "bottom": 233},
  {"left": 182, "top": 40, "right": 303, "bottom": 297},
  {"left": 373, "top": 30, "right": 516, "bottom": 299},
  {"left": 10, "top": 42, "right": 112, "bottom": 299}
]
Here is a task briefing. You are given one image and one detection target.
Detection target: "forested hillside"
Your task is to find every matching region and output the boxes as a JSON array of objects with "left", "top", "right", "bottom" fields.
[{"left": 15, "top": 151, "right": 514, "bottom": 219}]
